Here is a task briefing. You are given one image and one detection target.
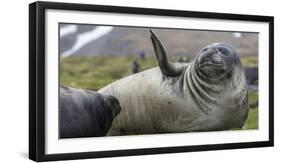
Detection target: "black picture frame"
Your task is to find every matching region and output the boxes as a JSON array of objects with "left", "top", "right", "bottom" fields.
[{"left": 29, "top": 1, "right": 274, "bottom": 162}]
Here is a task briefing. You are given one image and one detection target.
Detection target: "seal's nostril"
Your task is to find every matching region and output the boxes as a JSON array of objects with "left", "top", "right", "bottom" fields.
[
  {"left": 204, "top": 48, "right": 216, "bottom": 56},
  {"left": 215, "top": 48, "right": 220, "bottom": 54}
]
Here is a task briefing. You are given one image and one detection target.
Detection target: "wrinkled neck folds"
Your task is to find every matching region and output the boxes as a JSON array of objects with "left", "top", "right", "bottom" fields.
[
  {"left": 189, "top": 61, "right": 229, "bottom": 92},
  {"left": 183, "top": 60, "right": 246, "bottom": 114}
]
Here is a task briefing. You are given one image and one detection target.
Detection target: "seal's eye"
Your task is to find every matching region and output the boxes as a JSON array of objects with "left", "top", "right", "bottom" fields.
[
  {"left": 202, "top": 48, "right": 208, "bottom": 52},
  {"left": 218, "top": 47, "right": 229, "bottom": 55}
]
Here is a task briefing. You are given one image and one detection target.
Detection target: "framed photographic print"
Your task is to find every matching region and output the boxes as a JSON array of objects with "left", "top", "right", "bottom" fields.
[{"left": 29, "top": 1, "right": 274, "bottom": 161}]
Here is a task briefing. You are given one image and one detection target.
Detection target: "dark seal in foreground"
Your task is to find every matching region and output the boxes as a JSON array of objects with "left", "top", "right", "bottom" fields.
[
  {"left": 59, "top": 86, "right": 121, "bottom": 138},
  {"left": 99, "top": 30, "right": 249, "bottom": 136}
]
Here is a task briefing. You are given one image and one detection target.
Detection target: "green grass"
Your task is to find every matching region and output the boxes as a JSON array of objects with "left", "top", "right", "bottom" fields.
[
  {"left": 241, "top": 56, "right": 258, "bottom": 67},
  {"left": 248, "top": 91, "right": 258, "bottom": 108},
  {"left": 61, "top": 55, "right": 258, "bottom": 130},
  {"left": 244, "top": 108, "right": 258, "bottom": 129},
  {"left": 61, "top": 56, "right": 158, "bottom": 90}
]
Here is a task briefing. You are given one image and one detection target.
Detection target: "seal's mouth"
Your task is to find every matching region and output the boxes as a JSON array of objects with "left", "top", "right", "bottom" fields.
[
  {"left": 198, "top": 53, "right": 223, "bottom": 69},
  {"left": 196, "top": 48, "right": 231, "bottom": 79}
]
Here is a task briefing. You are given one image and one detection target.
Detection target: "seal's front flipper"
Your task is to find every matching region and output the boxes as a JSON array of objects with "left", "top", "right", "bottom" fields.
[{"left": 150, "top": 29, "right": 184, "bottom": 77}]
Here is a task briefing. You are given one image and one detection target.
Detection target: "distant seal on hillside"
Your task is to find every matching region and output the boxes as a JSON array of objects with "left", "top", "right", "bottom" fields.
[
  {"left": 59, "top": 86, "right": 121, "bottom": 138},
  {"left": 99, "top": 29, "right": 249, "bottom": 136}
]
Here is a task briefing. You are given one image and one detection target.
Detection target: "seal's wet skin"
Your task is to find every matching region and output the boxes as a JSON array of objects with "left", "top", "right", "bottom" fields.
[
  {"left": 59, "top": 86, "right": 121, "bottom": 138},
  {"left": 99, "top": 30, "right": 249, "bottom": 136}
]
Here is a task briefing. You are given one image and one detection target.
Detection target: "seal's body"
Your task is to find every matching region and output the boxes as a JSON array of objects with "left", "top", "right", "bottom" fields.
[
  {"left": 99, "top": 30, "right": 249, "bottom": 136},
  {"left": 60, "top": 86, "right": 121, "bottom": 138}
]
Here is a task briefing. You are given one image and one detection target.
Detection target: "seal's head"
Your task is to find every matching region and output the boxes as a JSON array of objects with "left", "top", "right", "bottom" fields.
[
  {"left": 196, "top": 43, "right": 241, "bottom": 79},
  {"left": 102, "top": 95, "right": 122, "bottom": 119}
]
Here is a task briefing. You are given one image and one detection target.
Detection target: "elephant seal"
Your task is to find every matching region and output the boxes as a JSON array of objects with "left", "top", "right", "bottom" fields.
[
  {"left": 59, "top": 86, "right": 121, "bottom": 138},
  {"left": 99, "top": 29, "right": 249, "bottom": 136}
]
